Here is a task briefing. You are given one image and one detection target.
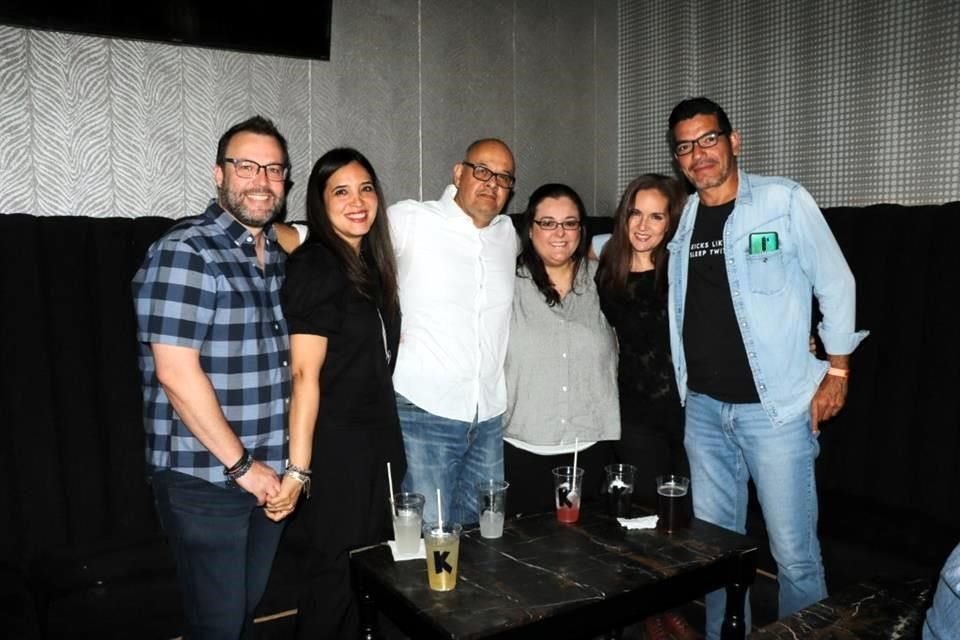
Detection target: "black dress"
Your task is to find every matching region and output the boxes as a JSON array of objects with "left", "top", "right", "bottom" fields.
[
  {"left": 281, "top": 241, "right": 406, "bottom": 640},
  {"left": 599, "top": 270, "right": 688, "bottom": 507}
]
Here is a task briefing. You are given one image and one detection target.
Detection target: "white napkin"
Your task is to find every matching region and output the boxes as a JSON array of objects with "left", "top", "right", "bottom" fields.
[
  {"left": 617, "top": 515, "right": 659, "bottom": 530},
  {"left": 387, "top": 539, "right": 426, "bottom": 561}
]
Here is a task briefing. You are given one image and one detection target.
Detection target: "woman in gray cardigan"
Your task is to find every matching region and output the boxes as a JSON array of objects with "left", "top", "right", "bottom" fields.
[{"left": 502, "top": 183, "right": 620, "bottom": 516}]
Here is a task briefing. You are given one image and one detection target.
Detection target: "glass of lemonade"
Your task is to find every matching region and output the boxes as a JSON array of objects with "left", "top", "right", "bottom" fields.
[
  {"left": 422, "top": 522, "right": 462, "bottom": 591},
  {"left": 393, "top": 492, "right": 425, "bottom": 556}
]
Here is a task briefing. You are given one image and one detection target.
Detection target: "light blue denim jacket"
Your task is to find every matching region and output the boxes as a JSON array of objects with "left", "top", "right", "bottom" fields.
[{"left": 667, "top": 171, "right": 869, "bottom": 425}]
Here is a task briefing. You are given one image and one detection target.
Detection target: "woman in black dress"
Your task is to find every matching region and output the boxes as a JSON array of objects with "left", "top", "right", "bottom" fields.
[
  {"left": 596, "top": 173, "right": 687, "bottom": 506},
  {"left": 267, "top": 148, "right": 405, "bottom": 639},
  {"left": 596, "top": 173, "right": 698, "bottom": 640}
]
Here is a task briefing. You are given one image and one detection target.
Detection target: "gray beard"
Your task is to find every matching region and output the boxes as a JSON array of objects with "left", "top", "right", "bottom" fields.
[{"left": 217, "top": 185, "right": 284, "bottom": 228}]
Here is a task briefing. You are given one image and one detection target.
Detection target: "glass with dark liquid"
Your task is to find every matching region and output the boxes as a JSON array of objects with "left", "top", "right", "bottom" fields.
[
  {"left": 603, "top": 463, "right": 636, "bottom": 518},
  {"left": 656, "top": 474, "right": 690, "bottom": 533}
]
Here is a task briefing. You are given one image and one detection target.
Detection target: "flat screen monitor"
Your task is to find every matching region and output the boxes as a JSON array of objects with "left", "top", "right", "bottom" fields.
[{"left": 0, "top": 1, "right": 332, "bottom": 61}]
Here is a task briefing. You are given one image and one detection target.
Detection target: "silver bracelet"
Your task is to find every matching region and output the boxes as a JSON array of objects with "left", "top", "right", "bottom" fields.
[
  {"left": 286, "top": 462, "right": 312, "bottom": 476},
  {"left": 285, "top": 467, "right": 312, "bottom": 499}
]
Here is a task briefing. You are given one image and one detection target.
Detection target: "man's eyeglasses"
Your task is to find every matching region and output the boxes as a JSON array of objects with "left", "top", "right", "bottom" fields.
[
  {"left": 461, "top": 161, "right": 516, "bottom": 189},
  {"left": 532, "top": 218, "right": 581, "bottom": 231},
  {"left": 222, "top": 158, "right": 289, "bottom": 182},
  {"left": 673, "top": 131, "right": 727, "bottom": 156}
]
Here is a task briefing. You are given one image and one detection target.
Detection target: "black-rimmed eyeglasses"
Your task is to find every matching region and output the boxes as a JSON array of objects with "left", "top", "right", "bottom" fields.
[
  {"left": 532, "top": 218, "right": 581, "bottom": 231},
  {"left": 673, "top": 131, "right": 727, "bottom": 156},
  {"left": 222, "top": 157, "right": 289, "bottom": 182},
  {"left": 462, "top": 161, "right": 516, "bottom": 189}
]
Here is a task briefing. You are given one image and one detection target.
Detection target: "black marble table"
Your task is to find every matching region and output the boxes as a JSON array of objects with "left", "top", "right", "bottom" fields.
[
  {"left": 749, "top": 577, "right": 933, "bottom": 639},
  {"left": 351, "top": 509, "right": 758, "bottom": 640}
]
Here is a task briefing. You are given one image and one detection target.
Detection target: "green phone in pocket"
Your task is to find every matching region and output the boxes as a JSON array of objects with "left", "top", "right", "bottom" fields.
[{"left": 749, "top": 232, "right": 779, "bottom": 254}]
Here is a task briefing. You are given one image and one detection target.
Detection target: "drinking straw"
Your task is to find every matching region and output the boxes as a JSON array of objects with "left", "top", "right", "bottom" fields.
[
  {"left": 571, "top": 437, "right": 579, "bottom": 495},
  {"left": 437, "top": 488, "right": 444, "bottom": 531},
  {"left": 387, "top": 462, "right": 396, "bottom": 516}
]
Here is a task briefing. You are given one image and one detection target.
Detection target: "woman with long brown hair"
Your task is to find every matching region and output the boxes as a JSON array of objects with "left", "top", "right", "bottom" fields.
[{"left": 595, "top": 173, "right": 697, "bottom": 640}]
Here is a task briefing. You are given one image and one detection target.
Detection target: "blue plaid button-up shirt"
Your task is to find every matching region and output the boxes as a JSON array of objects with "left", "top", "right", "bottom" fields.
[{"left": 133, "top": 202, "right": 290, "bottom": 485}]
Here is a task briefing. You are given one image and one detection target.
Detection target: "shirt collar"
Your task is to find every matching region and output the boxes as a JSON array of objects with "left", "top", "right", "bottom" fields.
[{"left": 735, "top": 169, "right": 753, "bottom": 206}]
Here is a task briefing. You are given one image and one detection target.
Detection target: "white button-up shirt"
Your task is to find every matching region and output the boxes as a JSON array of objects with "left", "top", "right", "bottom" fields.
[{"left": 389, "top": 185, "right": 518, "bottom": 422}]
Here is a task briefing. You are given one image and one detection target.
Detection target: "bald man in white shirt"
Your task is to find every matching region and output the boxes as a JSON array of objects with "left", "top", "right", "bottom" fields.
[{"left": 388, "top": 139, "right": 519, "bottom": 526}]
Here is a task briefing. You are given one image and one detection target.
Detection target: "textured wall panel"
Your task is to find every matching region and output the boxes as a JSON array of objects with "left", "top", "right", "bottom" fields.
[
  {"left": 419, "top": 0, "right": 516, "bottom": 203},
  {"left": 0, "top": 26, "right": 314, "bottom": 219},
  {"left": 593, "top": 0, "right": 619, "bottom": 218},
  {"left": 251, "top": 55, "right": 311, "bottom": 221},
  {"left": 111, "top": 40, "right": 183, "bottom": 219},
  {"left": 515, "top": 0, "right": 602, "bottom": 215},
  {"left": 309, "top": 0, "right": 420, "bottom": 209},
  {"left": 0, "top": 26, "right": 31, "bottom": 213},
  {"left": 618, "top": 0, "right": 690, "bottom": 194},
  {"left": 29, "top": 31, "right": 113, "bottom": 217},
  {"left": 0, "top": 0, "right": 616, "bottom": 220},
  {"left": 620, "top": 0, "right": 960, "bottom": 207}
]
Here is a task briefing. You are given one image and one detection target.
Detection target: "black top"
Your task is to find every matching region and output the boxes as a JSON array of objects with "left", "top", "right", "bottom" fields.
[
  {"left": 599, "top": 270, "right": 680, "bottom": 424},
  {"left": 282, "top": 241, "right": 401, "bottom": 430},
  {"left": 280, "top": 241, "right": 405, "bottom": 557},
  {"left": 682, "top": 201, "right": 758, "bottom": 403}
]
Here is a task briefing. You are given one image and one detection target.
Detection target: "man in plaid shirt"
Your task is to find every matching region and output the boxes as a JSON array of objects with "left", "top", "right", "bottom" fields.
[{"left": 133, "top": 115, "right": 291, "bottom": 639}]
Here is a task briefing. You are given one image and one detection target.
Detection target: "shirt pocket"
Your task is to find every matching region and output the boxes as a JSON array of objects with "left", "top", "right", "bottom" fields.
[{"left": 746, "top": 249, "right": 786, "bottom": 294}]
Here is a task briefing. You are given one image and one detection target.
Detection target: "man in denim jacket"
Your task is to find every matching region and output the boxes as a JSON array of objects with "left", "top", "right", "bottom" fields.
[
  {"left": 665, "top": 97, "right": 868, "bottom": 639},
  {"left": 924, "top": 542, "right": 960, "bottom": 639}
]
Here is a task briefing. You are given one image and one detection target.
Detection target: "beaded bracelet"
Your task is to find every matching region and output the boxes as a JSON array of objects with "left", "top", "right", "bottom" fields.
[
  {"left": 224, "top": 448, "right": 254, "bottom": 481},
  {"left": 224, "top": 448, "right": 249, "bottom": 475}
]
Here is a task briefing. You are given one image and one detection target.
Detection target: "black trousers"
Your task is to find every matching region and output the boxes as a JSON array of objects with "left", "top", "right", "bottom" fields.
[{"left": 614, "top": 413, "right": 689, "bottom": 509}]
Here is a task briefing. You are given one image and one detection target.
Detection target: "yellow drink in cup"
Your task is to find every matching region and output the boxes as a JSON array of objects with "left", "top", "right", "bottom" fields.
[{"left": 423, "top": 522, "right": 462, "bottom": 591}]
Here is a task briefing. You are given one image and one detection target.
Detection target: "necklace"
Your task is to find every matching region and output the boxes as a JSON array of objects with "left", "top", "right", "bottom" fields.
[{"left": 376, "top": 309, "right": 391, "bottom": 365}]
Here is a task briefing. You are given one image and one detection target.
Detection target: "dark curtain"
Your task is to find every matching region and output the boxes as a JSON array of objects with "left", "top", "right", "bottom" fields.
[
  {"left": 817, "top": 203, "right": 960, "bottom": 547},
  {"left": 0, "top": 214, "right": 177, "bottom": 635}
]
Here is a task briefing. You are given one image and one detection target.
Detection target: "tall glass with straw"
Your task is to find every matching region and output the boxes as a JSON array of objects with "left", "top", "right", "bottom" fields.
[
  {"left": 552, "top": 437, "right": 584, "bottom": 523},
  {"left": 423, "top": 488, "right": 462, "bottom": 591}
]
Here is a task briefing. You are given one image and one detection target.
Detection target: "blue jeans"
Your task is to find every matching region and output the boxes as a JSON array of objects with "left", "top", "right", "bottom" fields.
[
  {"left": 684, "top": 392, "right": 826, "bottom": 640},
  {"left": 396, "top": 394, "right": 503, "bottom": 525},
  {"left": 152, "top": 469, "right": 286, "bottom": 640},
  {"left": 924, "top": 543, "right": 960, "bottom": 639}
]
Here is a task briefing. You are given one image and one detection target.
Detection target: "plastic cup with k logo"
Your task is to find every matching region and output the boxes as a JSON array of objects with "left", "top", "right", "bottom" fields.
[
  {"left": 552, "top": 466, "right": 584, "bottom": 523},
  {"left": 423, "top": 522, "right": 462, "bottom": 591}
]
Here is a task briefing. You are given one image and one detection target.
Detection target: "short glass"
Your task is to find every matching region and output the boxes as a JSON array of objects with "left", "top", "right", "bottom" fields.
[
  {"left": 477, "top": 479, "right": 509, "bottom": 539},
  {"left": 656, "top": 474, "right": 691, "bottom": 533},
  {"left": 603, "top": 463, "right": 636, "bottom": 518},
  {"left": 392, "top": 492, "right": 425, "bottom": 556}
]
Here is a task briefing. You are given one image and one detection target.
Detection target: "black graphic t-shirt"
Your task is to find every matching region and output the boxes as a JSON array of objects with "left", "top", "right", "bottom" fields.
[{"left": 682, "top": 200, "right": 759, "bottom": 403}]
